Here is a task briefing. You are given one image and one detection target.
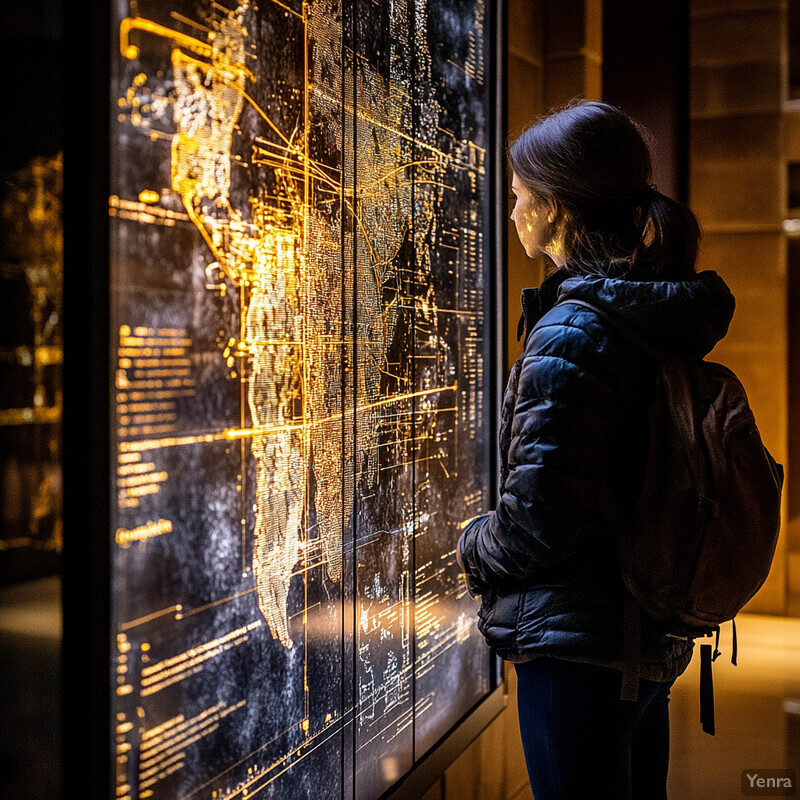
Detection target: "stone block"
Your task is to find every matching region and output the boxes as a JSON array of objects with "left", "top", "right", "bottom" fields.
[
  {"left": 691, "top": 0, "right": 783, "bottom": 17},
  {"left": 691, "top": 9, "right": 783, "bottom": 66},
  {"left": 507, "top": 54, "right": 543, "bottom": 137},
  {"left": 788, "top": 551, "right": 800, "bottom": 616},
  {"left": 691, "top": 114, "right": 782, "bottom": 162},
  {"left": 503, "top": 664, "right": 532, "bottom": 797},
  {"left": 442, "top": 709, "right": 510, "bottom": 800},
  {"left": 697, "top": 231, "right": 787, "bottom": 470},
  {"left": 713, "top": 349, "right": 786, "bottom": 546},
  {"left": 691, "top": 161, "right": 784, "bottom": 225},
  {"left": 543, "top": 54, "right": 588, "bottom": 110},
  {"left": 475, "top": 712, "right": 511, "bottom": 800},
  {"left": 443, "top": 732, "right": 484, "bottom": 800},
  {"left": 691, "top": 61, "right": 782, "bottom": 116},
  {"left": 507, "top": 0, "right": 543, "bottom": 65},
  {"left": 698, "top": 232, "right": 785, "bottom": 353},
  {"left": 785, "top": 111, "right": 800, "bottom": 162},
  {"left": 584, "top": 55, "right": 602, "bottom": 101},
  {"left": 696, "top": 231, "right": 785, "bottom": 284},
  {"left": 544, "top": 0, "right": 586, "bottom": 55},
  {"left": 744, "top": 537, "right": 787, "bottom": 614},
  {"left": 585, "top": 0, "right": 603, "bottom": 57}
]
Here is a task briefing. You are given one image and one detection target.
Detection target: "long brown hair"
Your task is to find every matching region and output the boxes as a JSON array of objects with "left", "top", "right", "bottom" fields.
[{"left": 508, "top": 100, "right": 700, "bottom": 279}]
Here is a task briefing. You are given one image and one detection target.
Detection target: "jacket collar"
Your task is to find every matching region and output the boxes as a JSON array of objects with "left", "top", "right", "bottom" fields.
[
  {"left": 517, "top": 267, "right": 735, "bottom": 360},
  {"left": 517, "top": 269, "right": 570, "bottom": 343}
]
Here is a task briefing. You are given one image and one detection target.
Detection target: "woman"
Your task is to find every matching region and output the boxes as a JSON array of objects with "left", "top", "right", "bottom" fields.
[{"left": 457, "top": 101, "right": 736, "bottom": 799}]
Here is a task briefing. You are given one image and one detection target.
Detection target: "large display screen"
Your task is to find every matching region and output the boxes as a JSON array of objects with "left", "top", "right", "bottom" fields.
[{"left": 109, "top": 1, "right": 499, "bottom": 797}]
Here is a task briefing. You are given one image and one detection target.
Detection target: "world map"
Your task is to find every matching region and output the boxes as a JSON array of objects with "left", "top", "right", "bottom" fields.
[{"left": 110, "top": 1, "right": 496, "bottom": 797}]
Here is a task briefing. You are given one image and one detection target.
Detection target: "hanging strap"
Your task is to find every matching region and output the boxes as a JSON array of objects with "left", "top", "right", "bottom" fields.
[
  {"left": 700, "top": 643, "right": 716, "bottom": 735},
  {"left": 621, "top": 590, "right": 641, "bottom": 702}
]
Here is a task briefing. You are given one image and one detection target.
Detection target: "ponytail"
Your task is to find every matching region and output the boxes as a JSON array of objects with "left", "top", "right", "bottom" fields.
[{"left": 634, "top": 189, "right": 701, "bottom": 278}]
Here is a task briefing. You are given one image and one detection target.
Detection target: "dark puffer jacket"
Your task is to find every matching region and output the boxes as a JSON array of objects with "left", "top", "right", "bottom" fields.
[{"left": 458, "top": 268, "right": 736, "bottom": 681}]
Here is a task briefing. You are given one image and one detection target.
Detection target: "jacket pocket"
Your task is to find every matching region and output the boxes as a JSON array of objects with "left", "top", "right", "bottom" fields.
[{"left": 477, "top": 589, "right": 521, "bottom": 652}]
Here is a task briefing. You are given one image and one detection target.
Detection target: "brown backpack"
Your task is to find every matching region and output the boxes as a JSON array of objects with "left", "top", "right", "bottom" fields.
[{"left": 566, "top": 299, "right": 784, "bottom": 732}]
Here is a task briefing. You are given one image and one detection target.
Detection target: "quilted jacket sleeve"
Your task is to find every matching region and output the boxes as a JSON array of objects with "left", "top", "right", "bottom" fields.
[{"left": 458, "top": 307, "right": 622, "bottom": 594}]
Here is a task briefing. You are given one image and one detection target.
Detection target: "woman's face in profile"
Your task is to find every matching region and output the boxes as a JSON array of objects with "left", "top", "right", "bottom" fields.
[{"left": 510, "top": 172, "right": 564, "bottom": 265}]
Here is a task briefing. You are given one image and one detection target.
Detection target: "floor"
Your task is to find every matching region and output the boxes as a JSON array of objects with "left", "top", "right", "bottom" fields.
[
  {"left": 0, "top": 576, "right": 62, "bottom": 800},
  {"left": 0, "top": 579, "right": 798, "bottom": 800}
]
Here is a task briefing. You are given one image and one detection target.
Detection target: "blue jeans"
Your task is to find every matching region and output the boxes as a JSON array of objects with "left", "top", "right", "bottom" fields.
[{"left": 515, "top": 657, "right": 674, "bottom": 800}]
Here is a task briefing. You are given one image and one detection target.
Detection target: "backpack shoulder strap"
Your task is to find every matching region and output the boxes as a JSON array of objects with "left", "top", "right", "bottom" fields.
[
  {"left": 562, "top": 297, "right": 700, "bottom": 461},
  {"left": 557, "top": 297, "right": 663, "bottom": 360},
  {"left": 561, "top": 297, "right": 698, "bottom": 705}
]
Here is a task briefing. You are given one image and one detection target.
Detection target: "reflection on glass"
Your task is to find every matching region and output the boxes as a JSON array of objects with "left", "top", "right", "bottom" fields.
[{"left": 0, "top": 152, "right": 63, "bottom": 583}]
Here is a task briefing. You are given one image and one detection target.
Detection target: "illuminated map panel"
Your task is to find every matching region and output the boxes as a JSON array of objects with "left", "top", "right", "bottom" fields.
[{"left": 110, "top": 1, "right": 496, "bottom": 798}]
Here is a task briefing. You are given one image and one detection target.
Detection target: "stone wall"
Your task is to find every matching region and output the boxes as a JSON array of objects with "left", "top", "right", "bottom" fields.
[{"left": 690, "top": 0, "right": 790, "bottom": 614}]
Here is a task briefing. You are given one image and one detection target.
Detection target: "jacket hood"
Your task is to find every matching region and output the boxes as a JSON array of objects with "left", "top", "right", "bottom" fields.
[{"left": 519, "top": 269, "right": 736, "bottom": 360}]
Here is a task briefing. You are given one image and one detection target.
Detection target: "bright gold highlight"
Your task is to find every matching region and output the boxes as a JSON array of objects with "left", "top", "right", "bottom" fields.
[
  {"left": 117, "top": 0, "right": 460, "bottom": 650},
  {"left": 118, "top": 1, "right": 339, "bottom": 648}
]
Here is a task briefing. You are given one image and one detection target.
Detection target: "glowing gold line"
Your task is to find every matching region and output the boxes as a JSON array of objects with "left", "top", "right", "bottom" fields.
[
  {"left": 121, "top": 605, "right": 182, "bottom": 631},
  {"left": 267, "top": 0, "right": 304, "bottom": 19},
  {"left": 120, "top": 17, "right": 211, "bottom": 60},
  {"left": 120, "top": 17, "right": 256, "bottom": 82},
  {"left": 312, "top": 88, "right": 450, "bottom": 159},
  {"left": 180, "top": 196, "right": 227, "bottom": 274},
  {"left": 354, "top": 159, "right": 440, "bottom": 194},
  {"left": 177, "top": 589, "right": 257, "bottom": 618},
  {"left": 240, "top": 89, "right": 292, "bottom": 146},
  {"left": 169, "top": 11, "right": 212, "bottom": 33}
]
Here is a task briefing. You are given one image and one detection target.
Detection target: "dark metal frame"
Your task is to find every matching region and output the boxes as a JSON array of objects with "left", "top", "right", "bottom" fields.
[
  {"left": 62, "top": 0, "right": 113, "bottom": 795},
  {"left": 61, "top": 0, "right": 507, "bottom": 797}
]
